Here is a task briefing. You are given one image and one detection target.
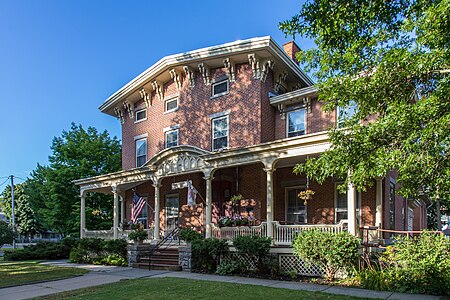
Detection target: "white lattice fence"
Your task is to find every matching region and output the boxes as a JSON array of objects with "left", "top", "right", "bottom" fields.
[
  {"left": 279, "top": 254, "right": 323, "bottom": 277},
  {"left": 221, "top": 253, "right": 258, "bottom": 271}
]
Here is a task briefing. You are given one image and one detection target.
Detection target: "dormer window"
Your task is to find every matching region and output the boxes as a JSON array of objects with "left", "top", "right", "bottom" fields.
[
  {"left": 135, "top": 109, "right": 147, "bottom": 123},
  {"left": 212, "top": 80, "right": 229, "bottom": 98}
]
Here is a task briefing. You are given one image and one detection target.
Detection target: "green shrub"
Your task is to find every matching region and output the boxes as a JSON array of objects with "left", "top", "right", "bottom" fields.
[
  {"left": 3, "top": 240, "right": 71, "bottom": 261},
  {"left": 358, "top": 268, "right": 391, "bottom": 291},
  {"left": 102, "top": 239, "right": 127, "bottom": 259},
  {"left": 69, "top": 238, "right": 128, "bottom": 265},
  {"left": 101, "top": 254, "right": 128, "bottom": 266},
  {"left": 216, "top": 260, "right": 242, "bottom": 276},
  {"left": 191, "top": 238, "right": 228, "bottom": 272},
  {"left": 293, "top": 230, "right": 360, "bottom": 281},
  {"left": 128, "top": 225, "right": 148, "bottom": 242},
  {"left": 179, "top": 227, "right": 203, "bottom": 242},
  {"left": 233, "top": 235, "right": 272, "bottom": 273}
]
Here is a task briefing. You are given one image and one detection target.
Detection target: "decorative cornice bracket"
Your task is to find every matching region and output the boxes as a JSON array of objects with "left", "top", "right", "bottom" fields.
[
  {"left": 183, "top": 66, "right": 195, "bottom": 87},
  {"left": 114, "top": 107, "right": 125, "bottom": 124},
  {"left": 260, "top": 59, "right": 274, "bottom": 82},
  {"left": 274, "top": 71, "right": 288, "bottom": 93},
  {"left": 169, "top": 68, "right": 183, "bottom": 91},
  {"left": 151, "top": 80, "right": 164, "bottom": 101},
  {"left": 248, "top": 53, "right": 260, "bottom": 79},
  {"left": 303, "top": 97, "right": 311, "bottom": 113},
  {"left": 140, "top": 87, "right": 151, "bottom": 107},
  {"left": 223, "top": 58, "right": 236, "bottom": 82},
  {"left": 277, "top": 103, "right": 286, "bottom": 120},
  {"left": 198, "top": 63, "right": 211, "bottom": 85},
  {"left": 123, "top": 101, "right": 134, "bottom": 118}
]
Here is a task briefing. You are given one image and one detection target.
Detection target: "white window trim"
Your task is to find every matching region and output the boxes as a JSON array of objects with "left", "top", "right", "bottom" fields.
[
  {"left": 134, "top": 108, "right": 147, "bottom": 123},
  {"left": 211, "top": 115, "right": 229, "bottom": 151},
  {"left": 286, "top": 108, "right": 307, "bottom": 137},
  {"left": 164, "top": 97, "right": 179, "bottom": 114},
  {"left": 210, "top": 79, "right": 229, "bottom": 99},
  {"left": 135, "top": 137, "right": 147, "bottom": 168},
  {"left": 165, "top": 128, "right": 179, "bottom": 148},
  {"left": 285, "top": 186, "right": 308, "bottom": 224},
  {"left": 134, "top": 133, "right": 148, "bottom": 141},
  {"left": 163, "top": 124, "right": 180, "bottom": 133},
  {"left": 334, "top": 182, "right": 361, "bottom": 224}
]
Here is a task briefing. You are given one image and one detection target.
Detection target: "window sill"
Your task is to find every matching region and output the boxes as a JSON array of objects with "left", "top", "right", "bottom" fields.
[
  {"left": 134, "top": 118, "right": 147, "bottom": 124},
  {"left": 164, "top": 108, "right": 178, "bottom": 115},
  {"left": 210, "top": 91, "right": 229, "bottom": 100}
]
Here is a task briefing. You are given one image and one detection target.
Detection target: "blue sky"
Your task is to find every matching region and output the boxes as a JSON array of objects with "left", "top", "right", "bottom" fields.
[{"left": 0, "top": 0, "right": 312, "bottom": 184}]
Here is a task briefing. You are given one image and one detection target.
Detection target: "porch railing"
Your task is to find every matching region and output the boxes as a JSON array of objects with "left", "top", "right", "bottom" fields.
[
  {"left": 84, "top": 227, "right": 155, "bottom": 243},
  {"left": 211, "top": 222, "right": 267, "bottom": 241},
  {"left": 211, "top": 220, "right": 348, "bottom": 246},
  {"left": 273, "top": 220, "right": 348, "bottom": 246}
]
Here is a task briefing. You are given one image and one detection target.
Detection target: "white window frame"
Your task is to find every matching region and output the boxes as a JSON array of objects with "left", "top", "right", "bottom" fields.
[
  {"left": 336, "top": 100, "right": 358, "bottom": 128},
  {"left": 164, "top": 97, "right": 178, "bottom": 113},
  {"left": 165, "top": 129, "right": 179, "bottom": 148},
  {"left": 285, "top": 186, "right": 308, "bottom": 224},
  {"left": 334, "top": 182, "right": 361, "bottom": 224},
  {"left": 135, "top": 108, "right": 147, "bottom": 123},
  {"left": 211, "top": 79, "right": 229, "bottom": 98},
  {"left": 211, "top": 115, "right": 229, "bottom": 151},
  {"left": 135, "top": 138, "right": 147, "bottom": 168},
  {"left": 286, "top": 108, "right": 306, "bottom": 137}
]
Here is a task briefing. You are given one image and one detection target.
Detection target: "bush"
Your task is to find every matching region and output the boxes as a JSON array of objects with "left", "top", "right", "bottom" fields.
[
  {"left": 0, "top": 221, "right": 16, "bottom": 248},
  {"left": 191, "top": 238, "right": 228, "bottom": 272},
  {"left": 69, "top": 238, "right": 128, "bottom": 266},
  {"left": 4, "top": 240, "right": 71, "bottom": 261},
  {"left": 293, "top": 230, "right": 360, "bottom": 281},
  {"left": 365, "top": 232, "right": 450, "bottom": 295},
  {"left": 179, "top": 227, "right": 203, "bottom": 242},
  {"left": 216, "top": 260, "right": 242, "bottom": 276},
  {"left": 233, "top": 235, "right": 272, "bottom": 273}
]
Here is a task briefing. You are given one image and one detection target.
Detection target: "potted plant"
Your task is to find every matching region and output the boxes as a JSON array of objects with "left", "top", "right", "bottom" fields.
[
  {"left": 219, "top": 216, "right": 233, "bottom": 227},
  {"left": 298, "top": 189, "right": 315, "bottom": 205},
  {"left": 128, "top": 224, "right": 148, "bottom": 244},
  {"left": 179, "top": 227, "right": 203, "bottom": 245}
]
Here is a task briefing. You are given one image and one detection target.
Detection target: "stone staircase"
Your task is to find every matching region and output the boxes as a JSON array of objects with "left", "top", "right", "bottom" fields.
[{"left": 134, "top": 246, "right": 182, "bottom": 271}]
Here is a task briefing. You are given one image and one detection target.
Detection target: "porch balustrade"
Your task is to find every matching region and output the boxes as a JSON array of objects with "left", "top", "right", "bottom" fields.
[
  {"left": 211, "top": 223, "right": 267, "bottom": 241},
  {"left": 84, "top": 227, "right": 155, "bottom": 243}
]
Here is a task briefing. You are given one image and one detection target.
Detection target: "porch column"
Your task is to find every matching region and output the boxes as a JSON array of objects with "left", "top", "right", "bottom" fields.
[
  {"left": 347, "top": 181, "right": 357, "bottom": 235},
  {"left": 204, "top": 173, "right": 214, "bottom": 238},
  {"left": 263, "top": 165, "right": 275, "bottom": 240},
  {"left": 375, "top": 177, "right": 383, "bottom": 228},
  {"left": 80, "top": 190, "right": 86, "bottom": 238},
  {"left": 112, "top": 186, "right": 119, "bottom": 239},
  {"left": 153, "top": 181, "right": 162, "bottom": 241},
  {"left": 119, "top": 193, "right": 125, "bottom": 230}
]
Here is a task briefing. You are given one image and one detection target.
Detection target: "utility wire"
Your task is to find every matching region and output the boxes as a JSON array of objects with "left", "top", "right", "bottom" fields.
[{"left": 0, "top": 177, "right": 10, "bottom": 187}]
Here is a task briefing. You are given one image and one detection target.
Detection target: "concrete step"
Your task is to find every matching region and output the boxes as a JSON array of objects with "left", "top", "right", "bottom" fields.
[{"left": 135, "top": 262, "right": 182, "bottom": 271}]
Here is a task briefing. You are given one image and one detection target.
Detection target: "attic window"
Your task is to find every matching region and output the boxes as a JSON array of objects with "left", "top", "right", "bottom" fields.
[
  {"left": 135, "top": 109, "right": 147, "bottom": 123},
  {"left": 212, "top": 80, "right": 229, "bottom": 98}
]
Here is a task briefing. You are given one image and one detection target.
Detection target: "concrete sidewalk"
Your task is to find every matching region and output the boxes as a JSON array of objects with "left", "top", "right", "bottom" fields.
[{"left": 0, "top": 261, "right": 445, "bottom": 300}]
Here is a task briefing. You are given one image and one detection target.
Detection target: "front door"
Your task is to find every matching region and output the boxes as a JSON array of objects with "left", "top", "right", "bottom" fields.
[
  {"left": 165, "top": 194, "right": 179, "bottom": 236},
  {"left": 286, "top": 188, "right": 307, "bottom": 224}
]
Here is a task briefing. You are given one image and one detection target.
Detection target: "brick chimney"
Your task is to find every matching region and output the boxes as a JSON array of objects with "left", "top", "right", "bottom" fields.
[{"left": 283, "top": 41, "right": 301, "bottom": 65}]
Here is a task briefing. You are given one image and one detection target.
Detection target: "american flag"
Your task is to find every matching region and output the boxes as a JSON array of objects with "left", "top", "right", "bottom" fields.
[
  {"left": 131, "top": 192, "right": 146, "bottom": 223},
  {"left": 187, "top": 180, "right": 198, "bottom": 207}
]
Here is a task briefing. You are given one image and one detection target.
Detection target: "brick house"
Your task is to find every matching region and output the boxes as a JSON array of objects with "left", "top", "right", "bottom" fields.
[{"left": 74, "top": 36, "right": 429, "bottom": 247}]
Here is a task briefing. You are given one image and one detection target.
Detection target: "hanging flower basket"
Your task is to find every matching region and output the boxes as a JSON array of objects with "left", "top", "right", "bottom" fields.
[{"left": 298, "top": 189, "right": 315, "bottom": 205}]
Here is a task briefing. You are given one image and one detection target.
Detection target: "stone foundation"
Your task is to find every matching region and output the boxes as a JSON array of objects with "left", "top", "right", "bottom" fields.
[
  {"left": 178, "top": 244, "right": 192, "bottom": 272},
  {"left": 127, "top": 243, "right": 154, "bottom": 267}
]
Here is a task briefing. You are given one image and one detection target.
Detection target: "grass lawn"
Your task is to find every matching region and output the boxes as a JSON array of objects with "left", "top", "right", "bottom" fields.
[
  {"left": 0, "top": 260, "right": 88, "bottom": 288},
  {"left": 37, "top": 277, "right": 369, "bottom": 300}
]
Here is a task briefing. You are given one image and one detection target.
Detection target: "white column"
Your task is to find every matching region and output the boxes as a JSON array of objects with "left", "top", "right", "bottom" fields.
[
  {"left": 80, "top": 190, "right": 86, "bottom": 238},
  {"left": 375, "top": 178, "right": 383, "bottom": 228},
  {"left": 264, "top": 166, "right": 275, "bottom": 239},
  {"left": 112, "top": 186, "right": 119, "bottom": 239},
  {"left": 119, "top": 194, "right": 125, "bottom": 230},
  {"left": 153, "top": 182, "right": 162, "bottom": 241},
  {"left": 347, "top": 181, "right": 357, "bottom": 235},
  {"left": 204, "top": 174, "right": 214, "bottom": 238}
]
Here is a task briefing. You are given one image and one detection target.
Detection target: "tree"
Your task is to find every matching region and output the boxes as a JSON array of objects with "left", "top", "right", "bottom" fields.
[
  {"left": 29, "top": 123, "right": 121, "bottom": 236},
  {"left": 0, "top": 221, "right": 16, "bottom": 248},
  {"left": 280, "top": 1, "right": 450, "bottom": 218},
  {"left": 0, "top": 183, "right": 43, "bottom": 238}
]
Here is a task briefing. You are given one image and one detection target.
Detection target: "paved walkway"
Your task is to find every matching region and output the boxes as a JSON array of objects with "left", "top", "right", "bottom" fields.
[{"left": 0, "top": 261, "right": 446, "bottom": 300}]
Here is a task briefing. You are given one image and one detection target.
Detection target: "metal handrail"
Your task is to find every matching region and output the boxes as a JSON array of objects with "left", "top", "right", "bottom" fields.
[{"left": 148, "top": 226, "right": 181, "bottom": 270}]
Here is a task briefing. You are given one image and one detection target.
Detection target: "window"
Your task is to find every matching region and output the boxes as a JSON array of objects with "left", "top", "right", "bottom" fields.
[
  {"left": 389, "top": 181, "right": 395, "bottom": 230},
  {"left": 335, "top": 183, "right": 361, "bottom": 223},
  {"left": 337, "top": 100, "right": 357, "bottom": 127},
  {"left": 165, "top": 129, "right": 178, "bottom": 148},
  {"left": 135, "top": 109, "right": 147, "bottom": 122},
  {"left": 212, "top": 80, "right": 229, "bottom": 97},
  {"left": 135, "top": 138, "right": 147, "bottom": 167},
  {"left": 287, "top": 109, "right": 306, "bottom": 137},
  {"left": 212, "top": 116, "right": 228, "bottom": 151},
  {"left": 136, "top": 196, "right": 148, "bottom": 228},
  {"left": 286, "top": 187, "right": 307, "bottom": 224},
  {"left": 165, "top": 97, "right": 178, "bottom": 112}
]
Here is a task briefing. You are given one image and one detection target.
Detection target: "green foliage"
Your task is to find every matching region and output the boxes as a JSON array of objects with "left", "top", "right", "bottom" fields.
[
  {"left": 233, "top": 235, "right": 272, "bottom": 273},
  {"left": 179, "top": 227, "right": 203, "bottom": 242},
  {"left": 69, "top": 238, "right": 128, "bottom": 266},
  {"left": 4, "top": 241, "right": 71, "bottom": 261},
  {"left": 293, "top": 230, "right": 360, "bottom": 281},
  {"left": 128, "top": 225, "right": 148, "bottom": 242},
  {"left": 25, "top": 123, "right": 121, "bottom": 236},
  {"left": 0, "top": 221, "right": 16, "bottom": 247},
  {"left": 281, "top": 0, "right": 450, "bottom": 214},
  {"left": 216, "top": 260, "right": 242, "bottom": 276},
  {"left": 191, "top": 238, "right": 229, "bottom": 272},
  {"left": 358, "top": 268, "right": 391, "bottom": 291}
]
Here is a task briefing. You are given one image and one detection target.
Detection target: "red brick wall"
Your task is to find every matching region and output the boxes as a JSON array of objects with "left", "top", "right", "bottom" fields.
[
  {"left": 121, "top": 64, "right": 267, "bottom": 170},
  {"left": 283, "top": 41, "right": 301, "bottom": 64}
]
